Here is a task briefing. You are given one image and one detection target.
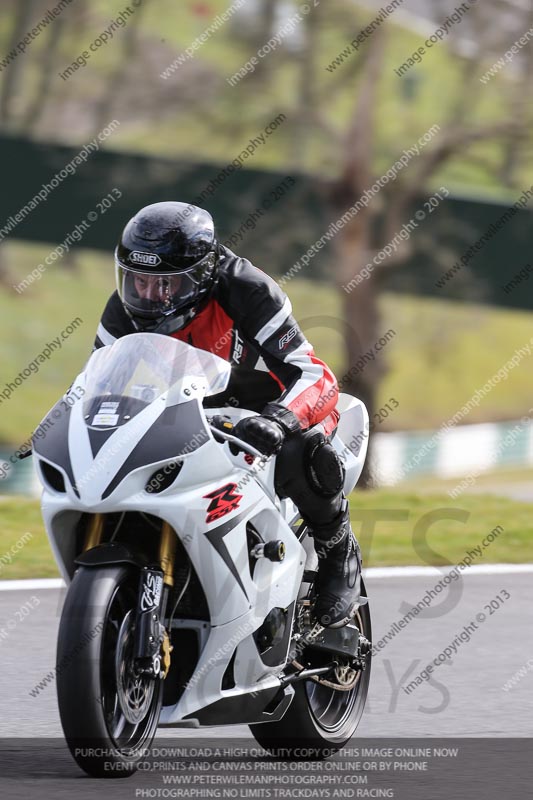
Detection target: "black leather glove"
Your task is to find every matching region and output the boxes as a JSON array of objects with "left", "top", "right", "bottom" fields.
[
  {"left": 261, "top": 402, "right": 301, "bottom": 435},
  {"left": 233, "top": 415, "right": 285, "bottom": 456},
  {"left": 233, "top": 404, "right": 301, "bottom": 456}
]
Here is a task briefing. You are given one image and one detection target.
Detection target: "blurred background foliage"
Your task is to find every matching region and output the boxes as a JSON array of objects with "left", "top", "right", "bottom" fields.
[{"left": 1, "top": 0, "right": 533, "bottom": 465}]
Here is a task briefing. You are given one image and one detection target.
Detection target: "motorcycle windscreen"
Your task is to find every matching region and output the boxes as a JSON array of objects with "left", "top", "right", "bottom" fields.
[{"left": 82, "top": 333, "right": 231, "bottom": 429}]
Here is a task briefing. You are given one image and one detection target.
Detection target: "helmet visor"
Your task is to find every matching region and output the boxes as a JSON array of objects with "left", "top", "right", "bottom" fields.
[{"left": 115, "top": 254, "right": 215, "bottom": 320}]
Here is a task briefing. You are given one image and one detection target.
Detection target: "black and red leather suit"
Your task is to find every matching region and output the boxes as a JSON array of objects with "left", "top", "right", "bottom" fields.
[{"left": 93, "top": 246, "right": 346, "bottom": 529}]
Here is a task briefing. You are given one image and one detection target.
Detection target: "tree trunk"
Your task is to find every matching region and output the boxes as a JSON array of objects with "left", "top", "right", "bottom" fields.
[
  {"left": 0, "top": 0, "right": 37, "bottom": 128},
  {"left": 289, "top": 3, "right": 320, "bottom": 169},
  {"left": 23, "top": 16, "right": 67, "bottom": 134},
  {"left": 329, "top": 27, "right": 386, "bottom": 487},
  {"left": 335, "top": 213, "right": 383, "bottom": 487},
  {"left": 91, "top": 6, "right": 146, "bottom": 136}
]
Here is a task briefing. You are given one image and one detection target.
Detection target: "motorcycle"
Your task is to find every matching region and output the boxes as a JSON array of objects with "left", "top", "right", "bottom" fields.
[{"left": 31, "top": 332, "right": 372, "bottom": 777}]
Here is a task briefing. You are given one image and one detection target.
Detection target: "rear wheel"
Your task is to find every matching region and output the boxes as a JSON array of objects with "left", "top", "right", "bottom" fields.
[
  {"left": 57, "top": 565, "right": 163, "bottom": 777},
  {"left": 250, "top": 578, "right": 371, "bottom": 758}
]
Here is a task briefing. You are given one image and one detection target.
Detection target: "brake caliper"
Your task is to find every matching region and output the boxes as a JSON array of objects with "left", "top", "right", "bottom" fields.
[{"left": 160, "top": 630, "right": 173, "bottom": 679}]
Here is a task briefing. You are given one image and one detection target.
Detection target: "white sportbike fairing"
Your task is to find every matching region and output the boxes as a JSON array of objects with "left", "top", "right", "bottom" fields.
[{"left": 32, "top": 333, "right": 371, "bottom": 777}]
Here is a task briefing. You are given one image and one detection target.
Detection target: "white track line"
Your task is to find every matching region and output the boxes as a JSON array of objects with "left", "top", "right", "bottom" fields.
[
  {"left": 0, "top": 578, "right": 64, "bottom": 591},
  {"left": 1, "top": 564, "right": 533, "bottom": 591},
  {"left": 365, "top": 564, "right": 533, "bottom": 578}
]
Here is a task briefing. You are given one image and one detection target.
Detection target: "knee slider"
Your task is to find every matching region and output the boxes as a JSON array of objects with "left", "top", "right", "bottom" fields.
[{"left": 305, "top": 434, "right": 345, "bottom": 497}]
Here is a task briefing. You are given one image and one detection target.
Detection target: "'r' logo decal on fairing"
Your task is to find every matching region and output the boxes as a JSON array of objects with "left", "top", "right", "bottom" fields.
[{"left": 203, "top": 482, "right": 243, "bottom": 524}]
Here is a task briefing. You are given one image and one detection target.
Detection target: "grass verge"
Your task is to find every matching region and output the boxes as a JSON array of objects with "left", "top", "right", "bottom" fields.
[
  {"left": 0, "top": 491, "right": 531, "bottom": 580},
  {"left": 3, "top": 248, "right": 533, "bottom": 443}
]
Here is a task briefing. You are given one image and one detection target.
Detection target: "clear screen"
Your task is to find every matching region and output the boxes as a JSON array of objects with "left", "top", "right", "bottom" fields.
[{"left": 82, "top": 333, "right": 230, "bottom": 428}]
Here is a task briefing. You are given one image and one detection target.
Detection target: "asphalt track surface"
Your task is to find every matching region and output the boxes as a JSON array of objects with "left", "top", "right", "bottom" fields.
[{"left": 0, "top": 570, "right": 531, "bottom": 798}]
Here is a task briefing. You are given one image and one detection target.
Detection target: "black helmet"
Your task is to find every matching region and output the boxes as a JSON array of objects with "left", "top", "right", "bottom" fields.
[{"left": 115, "top": 201, "right": 219, "bottom": 333}]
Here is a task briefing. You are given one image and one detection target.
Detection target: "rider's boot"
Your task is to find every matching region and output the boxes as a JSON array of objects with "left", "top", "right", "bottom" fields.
[{"left": 309, "top": 500, "right": 362, "bottom": 628}]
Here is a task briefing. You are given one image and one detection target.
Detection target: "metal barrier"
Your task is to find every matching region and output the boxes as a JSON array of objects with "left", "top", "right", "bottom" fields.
[{"left": 2, "top": 418, "right": 531, "bottom": 497}]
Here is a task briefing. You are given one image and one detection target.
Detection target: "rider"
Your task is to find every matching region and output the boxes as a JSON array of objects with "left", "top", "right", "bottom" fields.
[{"left": 93, "top": 201, "right": 362, "bottom": 628}]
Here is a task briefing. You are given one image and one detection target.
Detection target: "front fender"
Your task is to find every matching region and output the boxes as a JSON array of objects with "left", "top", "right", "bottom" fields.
[{"left": 75, "top": 541, "right": 151, "bottom": 569}]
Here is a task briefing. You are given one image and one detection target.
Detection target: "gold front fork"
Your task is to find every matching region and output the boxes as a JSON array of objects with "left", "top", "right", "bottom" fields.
[
  {"left": 83, "top": 515, "right": 176, "bottom": 585},
  {"left": 159, "top": 522, "right": 176, "bottom": 678},
  {"left": 159, "top": 521, "right": 177, "bottom": 587},
  {"left": 84, "top": 514, "right": 104, "bottom": 551}
]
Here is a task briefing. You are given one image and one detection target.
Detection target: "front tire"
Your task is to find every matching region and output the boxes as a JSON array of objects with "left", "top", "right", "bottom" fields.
[
  {"left": 250, "top": 579, "right": 371, "bottom": 758},
  {"left": 56, "top": 565, "right": 163, "bottom": 778}
]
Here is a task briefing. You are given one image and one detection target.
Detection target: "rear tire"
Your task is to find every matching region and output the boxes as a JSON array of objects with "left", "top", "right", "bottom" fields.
[
  {"left": 56, "top": 565, "right": 163, "bottom": 778},
  {"left": 250, "top": 578, "right": 371, "bottom": 758}
]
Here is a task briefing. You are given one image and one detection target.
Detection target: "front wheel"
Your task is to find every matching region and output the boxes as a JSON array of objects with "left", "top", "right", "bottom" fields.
[
  {"left": 250, "top": 579, "right": 371, "bottom": 758},
  {"left": 56, "top": 565, "right": 163, "bottom": 778}
]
